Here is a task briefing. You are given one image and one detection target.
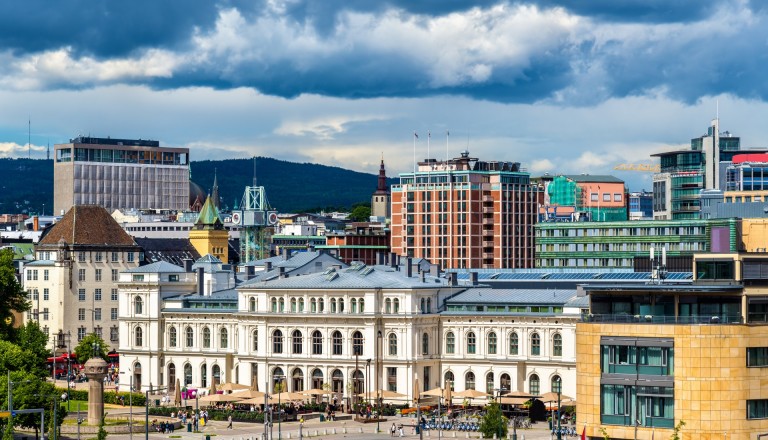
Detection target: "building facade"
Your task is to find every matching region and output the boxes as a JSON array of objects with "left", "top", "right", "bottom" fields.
[
  {"left": 371, "top": 158, "right": 391, "bottom": 221},
  {"left": 53, "top": 136, "right": 190, "bottom": 214},
  {"left": 577, "top": 252, "right": 768, "bottom": 439},
  {"left": 391, "top": 151, "right": 539, "bottom": 270},
  {"left": 22, "top": 205, "right": 141, "bottom": 344},
  {"left": 542, "top": 175, "right": 627, "bottom": 222},
  {"left": 118, "top": 256, "right": 580, "bottom": 407},
  {"left": 535, "top": 218, "right": 739, "bottom": 270}
]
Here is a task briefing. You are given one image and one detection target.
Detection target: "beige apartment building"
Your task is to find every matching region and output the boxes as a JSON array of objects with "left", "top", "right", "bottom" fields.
[
  {"left": 23, "top": 205, "right": 141, "bottom": 345},
  {"left": 53, "top": 136, "right": 190, "bottom": 214}
]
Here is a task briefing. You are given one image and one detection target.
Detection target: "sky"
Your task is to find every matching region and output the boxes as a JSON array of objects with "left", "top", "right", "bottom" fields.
[{"left": 1, "top": 0, "right": 768, "bottom": 191}]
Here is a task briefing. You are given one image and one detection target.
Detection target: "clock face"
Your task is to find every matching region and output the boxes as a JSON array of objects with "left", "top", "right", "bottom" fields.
[{"left": 4, "top": 315, "right": 13, "bottom": 325}]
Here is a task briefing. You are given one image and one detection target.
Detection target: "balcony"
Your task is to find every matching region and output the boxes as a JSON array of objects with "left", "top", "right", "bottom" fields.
[
  {"left": 482, "top": 218, "right": 494, "bottom": 225},
  {"left": 482, "top": 195, "right": 494, "bottom": 202},
  {"left": 482, "top": 228, "right": 494, "bottom": 235},
  {"left": 482, "top": 253, "right": 494, "bottom": 259},
  {"left": 482, "top": 207, "right": 494, "bottom": 214},
  {"left": 582, "top": 314, "right": 743, "bottom": 324}
]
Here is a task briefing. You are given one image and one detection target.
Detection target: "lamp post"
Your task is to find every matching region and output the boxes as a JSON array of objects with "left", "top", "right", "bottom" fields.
[
  {"left": 366, "top": 358, "right": 371, "bottom": 412},
  {"left": 555, "top": 377, "right": 562, "bottom": 440},
  {"left": 376, "top": 329, "right": 382, "bottom": 434},
  {"left": 274, "top": 374, "right": 285, "bottom": 440}
]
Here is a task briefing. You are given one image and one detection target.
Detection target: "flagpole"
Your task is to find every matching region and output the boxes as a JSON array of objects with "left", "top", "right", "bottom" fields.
[
  {"left": 413, "top": 131, "right": 417, "bottom": 178},
  {"left": 446, "top": 130, "right": 450, "bottom": 163}
]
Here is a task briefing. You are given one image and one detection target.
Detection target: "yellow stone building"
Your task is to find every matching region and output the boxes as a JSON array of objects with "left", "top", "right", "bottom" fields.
[
  {"left": 576, "top": 252, "right": 768, "bottom": 439},
  {"left": 189, "top": 195, "right": 229, "bottom": 262}
]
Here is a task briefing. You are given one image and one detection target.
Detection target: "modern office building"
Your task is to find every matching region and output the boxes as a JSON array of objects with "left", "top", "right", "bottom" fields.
[
  {"left": 22, "top": 205, "right": 142, "bottom": 343},
  {"left": 576, "top": 251, "right": 768, "bottom": 439},
  {"left": 534, "top": 218, "right": 739, "bottom": 270},
  {"left": 53, "top": 136, "right": 190, "bottom": 214},
  {"left": 391, "top": 150, "right": 539, "bottom": 270},
  {"left": 542, "top": 175, "right": 627, "bottom": 222},
  {"left": 628, "top": 191, "right": 653, "bottom": 220},
  {"left": 319, "top": 223, "right": 390, "bottom": 265},
  {"left": 652, "top": 119, "right": 741, "bottom": 220}
]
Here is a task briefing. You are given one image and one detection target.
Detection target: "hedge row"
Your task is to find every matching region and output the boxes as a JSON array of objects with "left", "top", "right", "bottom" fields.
[{"left": 57, "top": 388, "right": 147, "bottom": 406}]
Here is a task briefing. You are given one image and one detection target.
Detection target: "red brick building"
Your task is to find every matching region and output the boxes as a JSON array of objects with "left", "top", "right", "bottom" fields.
[{"left": 320, "top": 223, "right": 390, "bottom": 265}]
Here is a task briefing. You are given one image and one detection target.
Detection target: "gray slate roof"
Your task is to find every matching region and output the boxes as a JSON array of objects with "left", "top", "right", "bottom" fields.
[
  {"left": 445, "top": 288, "right": 577, "bottom": 305},
  {"left": 126, "top": 261, "right": 185, "bottom": 273},
  {"left": 241, "top": 265, "right": 447, "bottom": 290}
]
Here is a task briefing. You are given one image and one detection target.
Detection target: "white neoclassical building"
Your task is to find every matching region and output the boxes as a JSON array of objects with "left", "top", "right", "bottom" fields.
[{"left": 118, "top": 252, "right": 582, "bottom": 405}]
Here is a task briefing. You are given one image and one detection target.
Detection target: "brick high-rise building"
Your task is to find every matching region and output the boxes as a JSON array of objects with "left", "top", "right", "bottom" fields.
[{"left": 391, "top": 150, "right": 539, "bottom": 269}]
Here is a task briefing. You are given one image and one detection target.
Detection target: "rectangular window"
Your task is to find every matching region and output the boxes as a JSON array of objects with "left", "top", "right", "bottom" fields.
[
  {"left": 111, "top": 252, "right": 119, "bottom": 262},
  {"left": 112, "top": 269, "right": 118, "bottom": 282},
  {"left": 387, "top": 367, "right": 397, "bottom": 392},
  {"left": 33, "top": 270, "right": 38, "bottom": 281},
  {"left": 127, "top": 252, "right": 134, "bottom": 262},
  {"left": 78, "top": 289, "right": 85, "bottom": 301},
  {"left": 111, "top": 308, "right": 118, "bottom": 320},
  {"left": 78, "top": 308, "right": 85, "bottom": 321},
  {"left": 78, "top": 252, "right": 86, "bottom": 262},
  {"left": 95, "top": 252, "right": 102, "bottom": 262},
  {"left": 94, "top": 289, "right": 102, "bottom": 301},
  {"left": 43, "top": 308, "right": 49, "bottom": 320},
  {"left": 747, "top": 347, "right": 768, "bottom": 367},
  {"left": 111, "top": 289, "right": 118, "bottom": 301},
  {"left": 94, "top": 308, "right": 102, "bottom": 321},
  {"left": 78, "top": 269, "right": 86, "bottom": 281},
  {"left": 591, "top": 193, "right": 598, "bottom": 202},
  {"left": 169, "top": 274, "right": 179, "bottom": 282},
  {"left": 77, "top": 327, "right": 86, "bottom": 341},
  {"left": 614, "top": 193, "right": 622, "bottom": 202},
  {"left": 95, "top": 269, "right": 102, "bottom": 281},
  {"left": 603, "top": 193, "right": 611, "bottom": 202},
  {"left": 110, "top": 326, "right": 118, "bottom": 342},
  {"left": 748, "top": 400, "right": 768, "bottom": 419},
  {"left": 132, "top": 274, "right": 144, "bottom": 282},
  {"left": 26, "top": 271, "right": 31, "bottom": 281},
  {"left": 44, "top": 270, "right": 49, "bottom": 281}
]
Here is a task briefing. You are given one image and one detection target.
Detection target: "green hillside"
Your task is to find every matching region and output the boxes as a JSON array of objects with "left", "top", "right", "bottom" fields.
[{"left": 0, "top": 157, "right": 396, "bottom": 215}]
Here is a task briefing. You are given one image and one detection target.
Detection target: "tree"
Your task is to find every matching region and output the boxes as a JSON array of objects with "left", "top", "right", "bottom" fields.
[
  {"left": 479, "top": 401, "right": 508, "bottom": 439},
  {"left": 670, "top": 420, "right": 686, "bottom": 440},
  {"left": 15, "top": 321, "right": 52, "bottom": 378},
  {"left": 0, "top": 370, "right": 66, "bottom": 435},
  {"left": 73, "top": 333, "right": 110, "bottom": 364},
  {"left": 0, "top": 248, "right": 30, "bottom": 341},
  {"left": 348, "top": 205, "right": 372, "bottom": 222}
]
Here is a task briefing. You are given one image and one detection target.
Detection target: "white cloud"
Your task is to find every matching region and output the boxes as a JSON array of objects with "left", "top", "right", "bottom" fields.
[{"left": 274, "top": 115, "right": 390, "bottom": 140}]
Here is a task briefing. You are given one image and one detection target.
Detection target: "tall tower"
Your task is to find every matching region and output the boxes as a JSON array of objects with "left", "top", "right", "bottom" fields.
[
  {"left": 212, "top": 168, "right": 221, "bottom": 210},
  {"left": 704, "top": 118, "right": 720, "bottom": 190},
  {"left": 189, "top": 195, "right": 229, "bottom": 262},
  {"left": 371, "top": 157, "right": 391, "bottom": 220}
]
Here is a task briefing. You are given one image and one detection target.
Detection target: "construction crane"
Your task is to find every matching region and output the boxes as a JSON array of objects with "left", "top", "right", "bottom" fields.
[{"left": 613, "top": 163, "right": 660, "bottom": 172}]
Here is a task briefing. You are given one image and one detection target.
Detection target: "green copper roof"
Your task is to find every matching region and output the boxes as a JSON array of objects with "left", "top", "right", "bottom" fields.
[{"left": 195, "top": 195, "right": 223, "bottom": 229}]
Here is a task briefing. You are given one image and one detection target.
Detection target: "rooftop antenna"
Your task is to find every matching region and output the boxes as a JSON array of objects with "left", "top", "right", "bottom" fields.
[
  {"left": 252, "top": 156, "right": 257, "bottom": 187},
  {"left": 28, "top": 117, "right": 31, "bottom": 159},
  {"left": 446, "top": 129, "right": 450, "bottom": 164}
]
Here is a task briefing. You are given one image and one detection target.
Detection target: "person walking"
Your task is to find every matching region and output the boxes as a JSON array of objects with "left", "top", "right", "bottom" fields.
[
  {"left": 390, "top": 423, "right": 396, "bottom": 437},
  {"left": 227, "top": 414, "right": 233, "bottom": 429}
]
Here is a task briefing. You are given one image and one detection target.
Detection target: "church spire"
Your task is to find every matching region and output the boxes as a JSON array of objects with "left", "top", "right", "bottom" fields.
[
  {"left": 212, "top": 168, "right": 220, "bottom": 209},
  {"left": 375, "top": 156, "right": 389, "bottom": 194}
]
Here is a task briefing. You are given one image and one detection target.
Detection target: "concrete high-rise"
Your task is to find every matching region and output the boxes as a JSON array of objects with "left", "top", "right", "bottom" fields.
[
  {"left": 391, "top": 151, "right": 539, "bottom": 270},
  {"left": 53, "top": 136, "right": 190, "bottom": 214}
]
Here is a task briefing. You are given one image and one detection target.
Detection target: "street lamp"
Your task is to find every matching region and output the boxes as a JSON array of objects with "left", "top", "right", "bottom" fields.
[
  {"left": 273, "top": 374, "right": 285, "bottom": 440},
  {"left": 555, "top": 377, "right": 562, "bottom": 440}
]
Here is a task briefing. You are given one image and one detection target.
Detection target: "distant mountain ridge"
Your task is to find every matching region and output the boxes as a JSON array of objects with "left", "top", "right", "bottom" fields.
[{"left": 0, "top": 157, "right": 396, "bottom": 215}]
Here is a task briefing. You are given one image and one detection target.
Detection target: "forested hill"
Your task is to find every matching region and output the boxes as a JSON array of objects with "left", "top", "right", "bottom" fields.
[{"left": 0, "top": 157, "right": 397, "bottom": 215}]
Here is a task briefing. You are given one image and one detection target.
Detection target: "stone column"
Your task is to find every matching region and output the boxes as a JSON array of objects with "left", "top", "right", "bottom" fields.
[{"left": 84, "top": 357, "right": 109, "bottom": 425}]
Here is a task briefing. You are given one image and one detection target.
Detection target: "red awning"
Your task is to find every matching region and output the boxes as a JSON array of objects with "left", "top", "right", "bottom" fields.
[{"left": 47, "top": 353, "right": 74, "bottom": 363}]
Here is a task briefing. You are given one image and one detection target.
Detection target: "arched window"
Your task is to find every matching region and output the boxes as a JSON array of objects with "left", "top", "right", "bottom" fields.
[
  {"left": 311, "top": 298, "right": 317, "bottom": 313},
  {"left": 292, "top": 330, "right": 303, "bottom": 354},
  {"left": 339, "top": 298, "right": 345, "bottom": 313},
  {"left": 272, "top": 367, "right": 285, "bottom": 392},
  {"left": 359, "top": 298, "right": 364, "bottom": 312},
  {"left": 388, "top": 333, "right": 398, "bottom": 356},
  {"left": 202, "top": 327, "right": 211, "bottom": 349},
  {"left": 509, "top": 332, "right": 519, "bottom": 355},
  {"left": 465, "top": 371, "right": 476, "bottom": 390},
  {"left": 292, "top": 368, "right": 304, "bottom": 392},
  {"left": 529, "top": 374, "right": 540, "bottom": 395},
  {"left": 249, "top": 297, "right": 256, "bottom": 312},
  {"left": 551, "top": 375, "right": 562, "bottom": 393},
  {"left": 331, "top": 298, "right": 337, "bottom": 313},
  {"left": 393, "top": 299, "right": 399, "bottom": 313},
  {"left": 212, "top": 365, "right": 221, "bottom": 386},
  {"left": 385, "top": 298, "right": 392, "bottom": 314},
  {"left": 446, "top": 332, "right": 455, "bottom": 354},
  {"left": 552, "top": 333, "right": 563, "bottom": 357},
  {"left": 134, "top": 296, "right": 143, "bottom": 315},
  {"left": 220, "top": 327, "right": 228, "bottom": 349},
  {"left": 252, "top": 330, "right": 258, "bottom": 352},
  {"left": 487, "top": 332, "right": 497, "bottom": 355},
  {"left": 184, "top": 363, "right": 192, "bottom": 386},
  {"left": 530, "top": 332, "right": 541, "bottom": 356},
  {"left": 279, "top": 298, "right": 285, "bottom": 312},
  {"left": 169, "top": 326, "right": 177, "bottom": 347},
  {"left": 318, "top": 298, "right": 325, "bottom": 312},
  {"left": 486, "top": 372, "right": 494, "bottom": 394},
  {"left": 298, "top": 298, "right": 305, "bottom": 312},
  {"left": 352, "top": 331, "right": 364, "bottom": 356},
  {"left": 312, "top": 369, "right": 324, "bottom": 389},
  {"left": 291, "top": 298, "right": 297, "bottom": 312},
  {"left": 444, "top": 371, "right": 455, "bottom": 389},
  {"left": 312, "top": 330, "right": 322, "bottom": 355},
  {"left": 426, "top": 298, "right": 431, "bottom": 313},
  {"left": 271, "top": 298, "right": 277, "bottom": 312},
  {"left": 467, "top": 332, "right": 476, "bottom": 354},
  {"left": 351, "top": 299, "right": 357, "bottom": 314},
  {"left": 201, "top": 363, "right": 207, "bottom": 388},
  {"left": 332, "top": 331, "right": 343, "bottom": 355},
  {"left": 186, "top": 327, "right": 194, "bottom": 347},
  {"left": 420, "top": 298, "right": 425, "bottom": 313},
  {"left": 273, "top": 330, "right": 284, "bottom": 354},
  {"left": 134, "top": 326, "right": 143, "bottom": 346},
  {"left": 500, "top": 373, "right": 511, "bottom": 394},
  {"left": 331, "top": 369, "right": 343, "bottom": 394},
  {"left": 421, "top": 332, "right": 429, "bottom": 355}
]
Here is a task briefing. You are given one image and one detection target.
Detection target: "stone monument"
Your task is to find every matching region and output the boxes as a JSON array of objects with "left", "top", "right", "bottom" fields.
[{"left": 84, "top": 353, "right": 109, "bottom": 425}]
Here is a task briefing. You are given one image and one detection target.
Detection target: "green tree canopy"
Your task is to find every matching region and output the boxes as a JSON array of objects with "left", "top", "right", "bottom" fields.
[
  {"left": 73, "top": 333, "right": 110, "bottom": 364},
  {"left": 348, "top": 205, "right": 372, "bottom": 222},
  {"left": 479, "top": 401, "right": 508, "bottom": 439},
  {"left": 15, "top": 321, "right": 52, "bottom": 378},
  {"left": 0, "top": 338, "right": 50, "bottom": 379},
  {"left": 0, "top": 248, "right": 30, "bottom": 341},
  {"left": 0, "top": 370, "right": 66, "bottom": 432}
]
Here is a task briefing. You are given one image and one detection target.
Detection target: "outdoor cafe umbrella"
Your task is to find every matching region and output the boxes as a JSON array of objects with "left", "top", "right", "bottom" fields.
[
  {"left": 539, "top": 392, "right": 574, "bottom": 407},
  {"left": 453, "top": 389, "right": 487, "bottom": 399},
  {"left": 239, "top": 396, "right": 268, "bottom": 405},
  {"left": 362, "top": 389, "right": 407, "bottom": 400},
  {"left": 268, "top": 391, "right": 309, "bottom": 402},
  {"left": 174, "top": 378, "right": 182, "bottom": 406},
  {"left": 302, "top": 388, "right": 333, "bottom": 396},
  {"left": 497, "top": 396, "right": 530, "bottom": 406},
  {"left": 502, "top": 390, "right": 539, "bottom": 398},
  {"left": 219, "top": 382, "right": 250, "bottom": 392},
  {"left": 198, "top": 393, "right": 245, "bottom": 404},
  {"left": 233, "top": 390, "right": 266, "bottom": 400}
]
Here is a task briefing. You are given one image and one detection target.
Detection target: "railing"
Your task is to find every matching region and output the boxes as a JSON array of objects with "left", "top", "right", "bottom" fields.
[{"left": 582, "top": 314, "right": 743, "bottom": 324}]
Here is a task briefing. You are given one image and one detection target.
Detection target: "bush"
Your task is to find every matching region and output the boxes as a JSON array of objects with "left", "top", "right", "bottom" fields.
[{"left": 57, "top": 388, "right": 146, "bottom": 406}]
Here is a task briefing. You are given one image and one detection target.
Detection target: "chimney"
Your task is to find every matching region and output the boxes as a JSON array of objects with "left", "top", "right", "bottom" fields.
[
  {"left": 279, "top": 266, "right": 287, "bottom": 278},
  {"left": 420, "top": 270, "right": 425, "bottom": 283},
  {"left": 389, "top": 253, "right": 397, "bottom": 269},
  {"left": 377, "top": 252, "right": 385, "bottom": 266},
  {"left": 430, "top": 264, "right": 441, "bottom": 278},
  {"left": 282, "top": 248, "right": 289, "bottom": 260},
  {"left": 406, "top": 257, "right": 412, "bottom": 278},
  {"left": 183, "top": 259, "right": 193, "bottom": 273},
  {"left": 470, "top": 272, "right": 478, "bottom": 286},
  {"left": 307, "top": 244, "right": 315, "bottom": 252},
  {"left": 33, "top": 216, "right": 39, "bottom": 232},
  {"left": 449, "top": 272, "right": 458, "bottom": 286},
  {"left": 265, "top": 261, "right": 273, "bottom": 271},
  {"left": 246, "top": 265, "right": 255, "bottom": 280},
  {"left": 197, "top": 267, "right": 205, "bottom": 295}
]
